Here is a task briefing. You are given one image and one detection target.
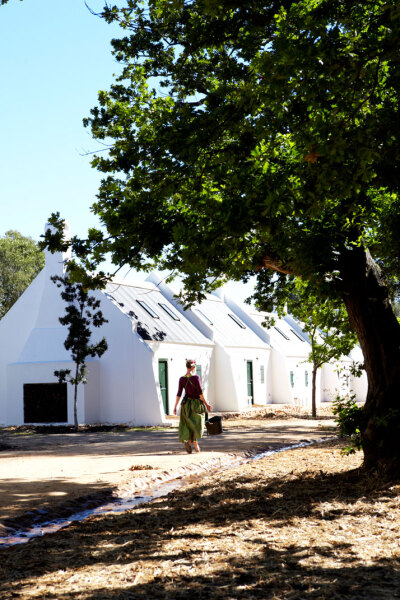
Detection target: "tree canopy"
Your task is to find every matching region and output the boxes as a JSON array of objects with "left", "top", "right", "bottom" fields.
[
  {"left": 43, "top": 0, "right": 400, "bottom": 477},
  {"left": 0, "top": 230, "right": 44, "bottom": 319},
  {"left": 70, "top": 0, "right": 400, "bottom": 302}
]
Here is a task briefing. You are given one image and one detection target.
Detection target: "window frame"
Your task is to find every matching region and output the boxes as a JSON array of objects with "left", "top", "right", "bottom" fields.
[
  {"left": 195, "top": 308, "right": 213, "bottom": 325},
  {"left": 290, "top": 328, "right": 306, "bottom": 342},
  {"left": 274, "top": 326, "right": 290, "bottom": 340},
  {"left": 158, "top": 302, "right": 180, "bottom": 321},
  {"left": 228, "top": 313, "right": 247, "bottom": 329},
  {"left": 136, "top": 299, "right": 160, "bottom": 318}
]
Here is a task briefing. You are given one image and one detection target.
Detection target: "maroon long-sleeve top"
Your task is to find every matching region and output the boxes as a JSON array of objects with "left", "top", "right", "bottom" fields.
[{"left": 176, "top": 375, "right": 203, "bottom": 399}]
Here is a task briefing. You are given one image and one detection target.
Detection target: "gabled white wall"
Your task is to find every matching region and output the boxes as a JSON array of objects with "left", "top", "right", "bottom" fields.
[
  {"left": 269, "top": 347, "right": 292, "bottom": 404},
  {"left": 0, "top": 222, "right": 102, "bottom": 426},
  {"left": 218, "top": 293, "right": 271, "bottom": 407},
  {"left": 2, "top": 224, "right": 80, "bottom": 425},
  {"left": 214, "top": 343, "right": 239, "bottom": 411},
  {"left": 0, "top": 270, "right": 44, "bottom": 424},
  {"left": 96, "top": 291, "right": 164, "bottom": 426}
]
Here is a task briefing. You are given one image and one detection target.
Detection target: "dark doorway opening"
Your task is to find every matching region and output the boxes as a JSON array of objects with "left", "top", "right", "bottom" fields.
[{"left": 23, "top": 383, "right": 68, "bottom": 423}]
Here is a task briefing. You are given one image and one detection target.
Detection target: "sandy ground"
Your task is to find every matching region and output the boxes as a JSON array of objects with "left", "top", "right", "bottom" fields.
[
  {"left": 0, "top": 413, "right": 336, "bottom": 528},
  {"left": 2, "top": 438, "right": 400, "bottom": 599}
]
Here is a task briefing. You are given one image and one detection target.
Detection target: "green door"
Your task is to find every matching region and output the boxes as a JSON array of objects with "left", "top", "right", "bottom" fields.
[
  {"left": 247, "top": 361, "right": 254, "bottom": 406},
  {"left": 158, "top": 359, "right": 169, "bottom": 414}
]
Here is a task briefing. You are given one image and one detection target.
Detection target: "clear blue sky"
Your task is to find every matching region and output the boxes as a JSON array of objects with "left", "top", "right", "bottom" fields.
[
  {"left": 0, "top": 0, "right": 256, "bottom": 303},
  {"left": 0, "top": 0, "right": 121, "bottom": 241}
]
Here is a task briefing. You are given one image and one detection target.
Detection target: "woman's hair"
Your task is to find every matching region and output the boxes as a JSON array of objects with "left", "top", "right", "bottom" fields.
[{"left": 186, "top": 359, "right": 196, "bottom": 369}]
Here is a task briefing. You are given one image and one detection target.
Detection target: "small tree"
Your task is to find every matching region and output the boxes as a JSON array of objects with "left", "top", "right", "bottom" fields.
[
  {"left": 286, "top": 281, "right": 359, "bottom": 418},
  {"left": 52, "top": 276, "right": 108, "bottom": 430}
]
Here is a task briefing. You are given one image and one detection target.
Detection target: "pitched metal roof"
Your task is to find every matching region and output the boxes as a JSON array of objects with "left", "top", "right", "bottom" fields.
[
  {"left": 105, "top": 280, "right": 211, "bottom": 345},
  {"left": 249, "top": 311, "right": 311, "bottom": 357},
  {"left": 192, "top": 295, "right": 269, "bottom": 348}
]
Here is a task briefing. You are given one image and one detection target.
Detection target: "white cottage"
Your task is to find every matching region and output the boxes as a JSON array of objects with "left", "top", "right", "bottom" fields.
[
  {"left": 0, "top": 229, "right": 213, "bottom": 427},
  {"left": 284, "top": 315, "right": 367, "bottom": 404},
  {"left": 147, "top": 274, "right": 271, "bottom": 412},
  {"left": 0, "top": 221, "right": 366, "bottom": 427},
  {"left": 244, "top": 310, "right": 316, "bottom": 406},
  {"left": 0, "top": 223, "right": 91, "bottom": 427},
  {"left": 103, "top": 280, "right": 214, "bottom": 418}
]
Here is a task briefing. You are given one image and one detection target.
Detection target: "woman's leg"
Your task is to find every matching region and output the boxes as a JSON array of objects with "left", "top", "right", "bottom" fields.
[{"left": 192, "top": 439, "right": 200, "bottom": 452}]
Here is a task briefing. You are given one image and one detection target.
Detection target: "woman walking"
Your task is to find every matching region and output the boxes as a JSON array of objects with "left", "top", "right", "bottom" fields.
[{"left": 174, "top": 359, "right": 211, "bottom": 453}]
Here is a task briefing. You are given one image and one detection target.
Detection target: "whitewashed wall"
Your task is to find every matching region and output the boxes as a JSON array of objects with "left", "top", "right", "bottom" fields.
[
  {"left": 150, "top": 342, "right": 214, "bottom": 417},
  {"left": 287, "top": 356, "right": 318, "bottom": 406},
  {"left": 269, "top": 347, "right": 292, "bottom": 404},
  {"left": 0, "top": 224, "right": 72, "bottom": 425},
  {"left": 349, "top": 346, "right": 367, "bottom": 402},
  {"left": 0, "top": 271, "right": 44, "bottom": 424},
  {"left": 7, "top": 362, "right": 80, "bottom": 425},
  {"left": 214, "top": 346, "right": 270, "bottom": 411},
  {"left": 91, "top": 291, "right": 164, "bottom": 426},
  {"left": 213, "top": 344, "right": 240, "bottom": 411},
  {"left": 351, "top": 370, "right": 368, "bottom": 402}
]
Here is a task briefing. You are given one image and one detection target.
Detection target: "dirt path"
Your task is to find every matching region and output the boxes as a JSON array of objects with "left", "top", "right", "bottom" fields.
[
  {"left": 0, "top": 415, "right": 336, "bottom": 529},
  {"left": 2, "top": 438, "right": 400, "bottom": 599}
]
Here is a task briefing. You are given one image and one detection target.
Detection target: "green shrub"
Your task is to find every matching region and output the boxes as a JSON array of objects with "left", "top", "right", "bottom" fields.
[{"left": 332, "top": 394, "right": 363, "bottom": 454}]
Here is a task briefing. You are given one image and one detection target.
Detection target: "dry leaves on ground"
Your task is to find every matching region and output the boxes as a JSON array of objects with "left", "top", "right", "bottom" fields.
[
  {"left": 128, "top": 465, "right": 155, "bottom": 471},
  {"left": 1, "top": 439, "right": 400, "bottom": 599}
]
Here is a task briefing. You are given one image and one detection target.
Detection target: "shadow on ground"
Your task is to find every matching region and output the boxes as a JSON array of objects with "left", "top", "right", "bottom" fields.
[
  {"left": 1, "top": 460, "right": 399, "bottom": 599},
  {"left": 0, "top": 479, "right": 116, "bottom": 533},
  {"left": 0, "top": 421, "right": 336, "bottom": 457}
]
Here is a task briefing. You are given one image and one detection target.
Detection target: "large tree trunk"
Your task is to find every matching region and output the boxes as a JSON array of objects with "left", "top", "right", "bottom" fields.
[{"left": 339, "top": 246, "right": 400, "bottom": 479}]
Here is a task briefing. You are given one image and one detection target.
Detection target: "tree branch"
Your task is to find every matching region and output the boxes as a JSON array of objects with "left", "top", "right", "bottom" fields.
[{"left": 260, "top": 253, "right": 294, "bottom": 276}]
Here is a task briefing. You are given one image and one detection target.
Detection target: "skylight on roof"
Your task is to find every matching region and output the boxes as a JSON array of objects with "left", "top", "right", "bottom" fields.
[
  {"left": 274, "top": 326, "right": 290, "bottom": 340},
  {"left": 158, "top": 303, "right": 180, "bottom": 321},
  {"left": 228, "top": 313, "right": 246, "bottom": 329},
  {"left": 195, "top": 308, "right": 213, "bottom": 325},
  {"left": 136, "top": 300, "right": 160, "bottom": 318},
  {"left": 290, "top": 328, "right": 305, "bottom": 342}
]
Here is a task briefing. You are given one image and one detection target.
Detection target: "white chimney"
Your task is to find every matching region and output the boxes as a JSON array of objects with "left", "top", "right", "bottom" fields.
[{"left": 44, "top": 221, "right": 71, "bottom": 276}]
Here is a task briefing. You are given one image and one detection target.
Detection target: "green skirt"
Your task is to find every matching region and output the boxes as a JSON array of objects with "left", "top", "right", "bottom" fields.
[{"left": 179, "top": 397, "right": 205, "bottom": 443}]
